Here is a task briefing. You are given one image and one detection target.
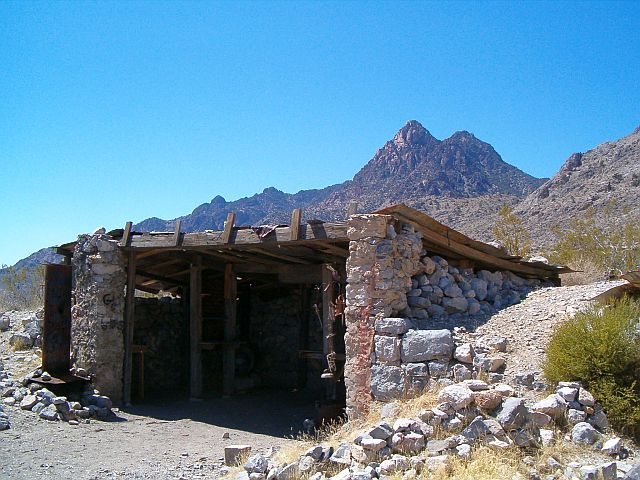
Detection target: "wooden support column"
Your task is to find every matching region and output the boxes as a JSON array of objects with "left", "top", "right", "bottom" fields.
[
  {"left": 223, "top": 263, "right": 237, "bottom": 396},
  {"left": 123, "top": 249, "right": 136, "bottom": 406},
  {"left": 322, "top": 264, "right": 337, "bottom": 400},
  {"left": 189, "top": 256, "right": 203, "bottom": 400}
]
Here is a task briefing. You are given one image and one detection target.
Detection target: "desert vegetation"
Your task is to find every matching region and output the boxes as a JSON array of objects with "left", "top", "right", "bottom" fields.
[
  {"left": 544, "top": 296, "right": 640, "bottom": 439},
  {"left": 0, "top": 265, "right": 45, "bottom": 311}
]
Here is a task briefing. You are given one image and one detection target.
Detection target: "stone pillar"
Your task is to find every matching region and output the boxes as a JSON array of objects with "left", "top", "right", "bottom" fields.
[
  {"left": 344, "top": 215, "right": 423, "bottom": 417},
  {"left": 71, "top": 234, "right": 126, "bottom": 404}
]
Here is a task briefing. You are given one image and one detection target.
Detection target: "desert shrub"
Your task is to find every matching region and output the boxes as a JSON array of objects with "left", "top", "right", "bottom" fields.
[
  {"left": 0, "top": 264, "right": 45, "bottom": 310},
  {"left": 549, "top": 205, "right": 640, "bottom": 277},
  {"left": 543, "top": 297, "right": 640, "bottom": 437},
  {"left": 492, "top": 204, "right": 531, "bottom": 257}
]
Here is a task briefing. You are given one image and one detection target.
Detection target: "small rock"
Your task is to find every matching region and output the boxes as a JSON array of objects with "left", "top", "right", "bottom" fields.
[
  {"left": 571, "top": 422, "right": 601, "bottom": 445},
  {"left": 577, "top": 388, "right": 595, "bottom": 407},
  {"left": 532, "top": 394, "right": 567, "bottom": 420},
  {"left": 455, "top": 443, "right": 471, "bottom": 458},
  {"left": 601, "top": 437, "right": 622, "bottom": 455},
  {"left": 437, "top": 384, "right": 474, "bottom": 410},
  {"left": 496, "top": 397, "right": 528, "bottom": 430},
  {"left": 473, "top": 390, "right": 503, "bottom": 410},
  {"left": 39, "top": 404, "right": 59, "bottom": 421}
]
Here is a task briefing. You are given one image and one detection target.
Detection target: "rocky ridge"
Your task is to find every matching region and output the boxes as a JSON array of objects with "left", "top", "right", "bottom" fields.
[
  {"left": 134, "top": 121, "right": 543, "bottom": 237},
  {"left": 516, "top": 126, "right": 640, "bottom": 247}
]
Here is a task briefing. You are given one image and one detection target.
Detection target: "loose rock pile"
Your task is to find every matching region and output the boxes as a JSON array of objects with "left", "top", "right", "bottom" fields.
[
  {"left": 0, "top": 309, "right": 43, "bottom": 350},
  {"left": 231, "top": 379, "right": 634, "bottom": 480},
  {"left": 1, "top": 371, "right": 115, "bottom": 426},
  {"left": 405, "top": 255, "right": 547, "bottom": 320}
]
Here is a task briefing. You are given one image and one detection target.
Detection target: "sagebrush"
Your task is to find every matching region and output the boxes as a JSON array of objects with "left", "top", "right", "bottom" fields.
[
  {"left": 549, "top": 205, "right": 640, "bottom": 278},
  {"left": 543, "top": 296, "right": 640, "bottom": 438}
]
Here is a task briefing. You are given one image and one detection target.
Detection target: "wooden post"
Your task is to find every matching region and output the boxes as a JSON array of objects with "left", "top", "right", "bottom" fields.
[
  {"left": 322, "top": 264, "right": 337, "bottom": 400},
  {"left": 189, "top": 256, "right": 203, "bottom": 400},
  {"left": 222, "top": 212, "right": 236, "bottom": 244},
  {"left": 223, "top": 263, "right": 237, "bottom": 396},
  {"left": 290, "top": 208, "right": 302, "bottom": 241},
  {"left": 123, "top": 250, "right": 136, "bottom": 406}
]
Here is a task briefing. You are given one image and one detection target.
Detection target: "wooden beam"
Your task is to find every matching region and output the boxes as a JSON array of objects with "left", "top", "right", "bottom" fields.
[
  {"left": 290, "top": 208, "right": 302, "bottom": 241},
  {"left": 128, "top": 222, "right": 348, "bottom": 248},
  {"left": 387, "top": 208, "right": 559, "bottom": 278},
  {"left": 123, "top": 250, "right": 136, "bottom": 406},
  {"left": 173, "top": 219, "right": 182, "bottom": 247},
  {"left": 122, "top": 221, "right": 133, "bottom": 247},
  {"left": 134, "top": 249, "right": 165, "bottom": 260},
  {"left": 222, "top": 212, "right": 236, "bottom": 244},
  {"left": 189, "top": 256, "right": 203, "bottom": 400},
  {"left": 223, "top": 263, "right": 237, "bottom": 396}
]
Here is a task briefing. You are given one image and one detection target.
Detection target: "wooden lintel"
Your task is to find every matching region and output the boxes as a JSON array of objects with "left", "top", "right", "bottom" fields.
[
  {"left": 278, "top": 264, "right": 322, "bottom": 284},
  {"left": 136, "top": 269, "right": 186, "bottom": 286},
  {"left": 134, "top": 249, "right": 165, "bottom": 260},
  {"left": 223, "top": 263, "right": 237, "bottom": 396},
  {"left": 123, "top": 250, "right": 136, "bottom": 406},
  {"left": 222, "top": 212, "right": 236, "bottom": 244},
  {"left": 121, "top": 221, "right": 133, "bottom": 247},
  {"left": 173, "top": 219, "right": 182, "bottom": 247},
  {"left": 189, "top": 256, "right": 203, "bottom": 400},
  {"left": 290, "top": 208, "right": 302, "bottom": 241}
]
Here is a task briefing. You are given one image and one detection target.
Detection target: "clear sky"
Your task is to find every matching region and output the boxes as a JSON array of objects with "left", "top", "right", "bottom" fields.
[{"left": 1, "top": 0, "right": 638, "bottom": 267}]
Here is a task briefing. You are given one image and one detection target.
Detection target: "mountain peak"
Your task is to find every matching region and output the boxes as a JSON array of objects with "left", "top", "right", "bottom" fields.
[{"left": 393, "top": 120, "right": 437, "bottom": 146}]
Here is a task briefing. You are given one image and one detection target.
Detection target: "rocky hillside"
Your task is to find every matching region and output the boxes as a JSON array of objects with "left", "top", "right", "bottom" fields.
[
  {"left": 516, "top": 126, "right": 640, "bottom": 246},
  {"left": 135, "top": 121, "right": 544, "bottom": 235}
]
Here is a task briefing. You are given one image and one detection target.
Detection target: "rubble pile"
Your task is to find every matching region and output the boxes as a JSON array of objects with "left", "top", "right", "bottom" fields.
[{"left": 231, "top": 380, "right": 635, "bottom": 480}]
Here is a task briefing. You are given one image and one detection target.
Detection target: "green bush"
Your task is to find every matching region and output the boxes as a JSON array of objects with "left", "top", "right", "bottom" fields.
[
  {"left": 492, "top": 204, "right": 531, "bottom": 257},
  {"left": 548, "top": 204, "right": 640, "bottom": 277},
  {"left": 543, "top": 297, "right": 640, "bottom": 437}
]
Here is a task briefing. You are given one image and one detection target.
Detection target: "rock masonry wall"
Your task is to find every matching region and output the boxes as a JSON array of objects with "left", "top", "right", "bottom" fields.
[
  {"left": 71, "top": 234, "right": 126, "bottom": 404},
  {"left": 133, "top": 297, "right": 187, "bottom": 393},
  {"left": 344, "top": 214, "right": 549, "bottom": 417}
]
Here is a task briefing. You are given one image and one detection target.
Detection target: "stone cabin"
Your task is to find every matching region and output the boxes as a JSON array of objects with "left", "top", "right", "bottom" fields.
[{"left": 49, "top": 204, "right": 567, "bottom": 418}]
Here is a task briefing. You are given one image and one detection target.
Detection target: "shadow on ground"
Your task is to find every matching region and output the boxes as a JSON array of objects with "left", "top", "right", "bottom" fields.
[{"left": 120, "top": 387, "right": 318, "bottom": 438}]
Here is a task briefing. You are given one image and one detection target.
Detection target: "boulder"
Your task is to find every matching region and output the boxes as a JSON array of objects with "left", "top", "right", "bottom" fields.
[
  {"left": 532, "top": 394, "right": 567, "bottom": 420},
  {"left": 401, "top": 329, "right": 454, "bottom": 362},
  {"left": 437, "top": 384, "right": 474, "bottom": 410},
  {"left": 453, "top": 344, "right": 474, "bottom": 364},
  {"left": 370, "top": 365, "right": 405, "bottom": 401},
  {"left": 571, "top": 422, "right": 601, "bottom": 445},
  {"left": 374, "top": 335, "right": 401, "bottom": 364},
  {"left": 375, "top": 318, "right": 409, "bottom": 335},
  {"left": 496, "top": 397, "right": 528, "bottom": 430}
]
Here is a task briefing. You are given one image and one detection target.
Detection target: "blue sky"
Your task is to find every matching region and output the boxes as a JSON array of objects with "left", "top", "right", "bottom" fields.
[{"left": 1, "top": 0, "right": 638, "bottom": 267}]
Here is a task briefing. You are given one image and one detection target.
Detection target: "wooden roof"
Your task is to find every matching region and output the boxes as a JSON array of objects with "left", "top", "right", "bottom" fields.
[
  {"left": 375, "top": 204, "right": 570, "bottom": 279},
  {"left": 57, "top": 204, "right": 568, "bottom": 293}
]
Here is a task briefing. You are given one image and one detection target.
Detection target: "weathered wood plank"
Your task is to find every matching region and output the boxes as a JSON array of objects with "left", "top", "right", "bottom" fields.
[
  {"left": 290, "top": 208, "right": 302, "bottom": 241},
  {"left": 123, "top": 250, "right": 136, "bottom": 406},
  {"left": 222, "top": 212, "right": 236, "bottom": 244},
  {"left": 173, "top": 219, "right": 182, "bottom": 247},
  {"left": 121, "top": 221, "right": 133, "bottom": 247},
  {"left": 129, "top": 222, "right": 348, "bottom": 248}
]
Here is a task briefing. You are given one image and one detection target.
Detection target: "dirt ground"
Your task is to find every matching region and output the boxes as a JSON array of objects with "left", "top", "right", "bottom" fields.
[{"left": 0, "top": 388, "right": 315, "bottom": 479}]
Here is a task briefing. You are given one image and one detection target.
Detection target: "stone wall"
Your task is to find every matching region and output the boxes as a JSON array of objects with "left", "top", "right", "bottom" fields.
[
  {"left": 249, "top": 287, "right": 318, "bottom": 390},
  {"left": 343, "top": 214, "right": 551, "bottom": 416},
  {"left": 344, "top": 214, "right": 422, "bottom": 417},
  {"left": 70, "top": 234, "right": 126, "bottom": 404},
  {"left": 133, "top": 297, "right": 187, "bottom": 393}
]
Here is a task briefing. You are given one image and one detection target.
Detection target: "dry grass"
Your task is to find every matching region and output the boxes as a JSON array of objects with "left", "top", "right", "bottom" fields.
[{"left": 558, "top": 257, "right": 605, "bottom": 286}]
